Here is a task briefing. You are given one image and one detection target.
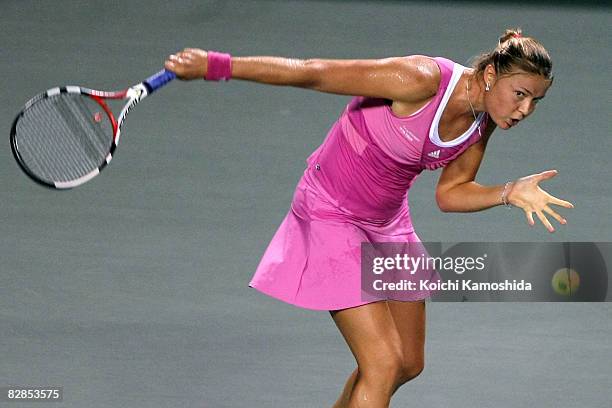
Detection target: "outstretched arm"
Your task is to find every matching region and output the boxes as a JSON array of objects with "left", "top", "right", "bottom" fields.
[
  {"left": 435, "top": 121, "right": 574, "bottom": 233},
  {"left": 164, "top": 48, "right": 439, "bottom": 103}
]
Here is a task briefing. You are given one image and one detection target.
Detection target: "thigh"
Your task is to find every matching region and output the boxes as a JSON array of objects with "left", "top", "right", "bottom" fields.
[
  {"left": 386, "top": 300, "right": 426, "bottom": 361},
  {"left": 330, "top": 301, "right": 403, "bottom": 366}
]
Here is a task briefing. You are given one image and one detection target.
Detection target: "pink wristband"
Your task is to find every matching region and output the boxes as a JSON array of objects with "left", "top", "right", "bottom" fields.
[{"left": 205, "top": 51, "right": 232, "bottom": 81}]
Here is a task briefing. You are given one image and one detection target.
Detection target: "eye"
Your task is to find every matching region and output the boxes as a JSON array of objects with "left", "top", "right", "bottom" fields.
[{"left": 515, "top": 91, "right": 525, "bottom": 97}]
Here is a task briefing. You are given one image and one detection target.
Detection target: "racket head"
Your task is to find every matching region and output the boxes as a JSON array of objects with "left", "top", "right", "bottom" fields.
[
  {"left": 10, "top": 86, "right": 120, "bottom": 189},
  {"left": 10, "top": 69, "right": 174, "bottom": 190}
]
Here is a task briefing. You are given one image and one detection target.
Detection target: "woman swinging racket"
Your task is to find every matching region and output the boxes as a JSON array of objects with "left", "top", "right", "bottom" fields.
[{"left": 165, "top": 28, "right": 573, "bottom": 407}]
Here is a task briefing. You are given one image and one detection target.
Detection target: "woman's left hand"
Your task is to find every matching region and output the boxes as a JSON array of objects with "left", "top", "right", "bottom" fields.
[{"left": 506, "top": 170, "right": 574, "bottom": 233}]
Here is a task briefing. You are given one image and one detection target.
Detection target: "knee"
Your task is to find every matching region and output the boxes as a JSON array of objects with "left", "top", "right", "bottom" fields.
[
  {"left": 359, "top": 352, "right": 406, "bottom": 389},
  {"left": 360, "top": 353, "right": 423, "bottom": 389},
  {"left": 397, "top": 355, "right": 425, "bottom": 385}
]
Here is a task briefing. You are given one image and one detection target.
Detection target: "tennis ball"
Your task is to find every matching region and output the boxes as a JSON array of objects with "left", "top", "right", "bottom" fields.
[{"left": 551, "top": 268, "right": 580, "bottom": 296}]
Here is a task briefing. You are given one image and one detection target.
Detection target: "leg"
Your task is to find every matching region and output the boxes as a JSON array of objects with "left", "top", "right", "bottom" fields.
[
  {"left": 330, "top": 300, "right": 427, "bottom": 407},
  {"left": 386, "top": 300, "right": 426, "bottom": 394},
  {"left": 329, "top": 301, "right": 406, "bottom": 408},
  {"left": 331, "top": 368, "right": 358, "bottom": 408}
]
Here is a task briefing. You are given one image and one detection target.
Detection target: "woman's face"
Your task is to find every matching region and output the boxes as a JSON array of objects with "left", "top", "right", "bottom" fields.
[{"left": 484, "top": 69, "right": 551, "bottom": 130}]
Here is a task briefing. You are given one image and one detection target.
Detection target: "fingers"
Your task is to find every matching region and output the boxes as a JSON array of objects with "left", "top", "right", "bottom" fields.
[
  {"left": 514, "top": 170, "right": 573, "bottom": 233},
  {"left": 175, "top": 48, "right": 206, "bottom": 62},
  {"left": 543, "top": 205, "right": 567, "bottom": 226},
  {"left": 537, "top": 169, "right": 558, "bottom": 181},
  {"left": 548, "top": 194, "right": 574, "bottom": 209},
  {"left": 166, "top": 49, "right": 197, "bottom": 65},
  {"left": 164, "top": 60, "right": 175, "bottom": 71},
  {"left": 164, "top": 55, "right": 181, "bottom": 74},
  {"left": 523, "top": 207, "right": 565, "bottom": 233},
  {"left": 164, "top": 48, "right": 207, "bottom": 80},
  {"left": 524, "top": 209, "right": 535, "bottom": 227},
  {"left": 164, "top": 53, "right": 194, "bottom": 78},
  {"left": 169, "top": 52, "right": 194, "bottom": 63},
  {"left": 165, "top": 54, "right": 183, "bottom": 67},
  {"left": 535, "top": 209, "right": 555, "bottom": 233}
]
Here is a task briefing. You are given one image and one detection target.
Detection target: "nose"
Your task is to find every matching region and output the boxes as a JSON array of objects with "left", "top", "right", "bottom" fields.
[{"left": 517, "top": 100, "right": 533, "bottom": 118}]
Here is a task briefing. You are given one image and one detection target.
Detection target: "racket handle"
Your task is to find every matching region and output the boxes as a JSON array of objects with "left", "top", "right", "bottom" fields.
[{"left": 144, "top": 69, "right": 176, "bottom": 93}]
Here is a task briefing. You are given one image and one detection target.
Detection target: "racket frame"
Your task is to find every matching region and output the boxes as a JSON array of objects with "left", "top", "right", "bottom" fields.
[{"left": 10, "top": 70, "right": 174, "bottom": 189}]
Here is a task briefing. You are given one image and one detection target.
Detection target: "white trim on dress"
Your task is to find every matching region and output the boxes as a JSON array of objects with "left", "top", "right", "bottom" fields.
[{"left": 429, "top": 63, "right": 484, "bottom": 148}]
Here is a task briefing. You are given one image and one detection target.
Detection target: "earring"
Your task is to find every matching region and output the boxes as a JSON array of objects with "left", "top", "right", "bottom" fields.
[{"left": 485, "top": 82, "right": 491, "bottom": 92}]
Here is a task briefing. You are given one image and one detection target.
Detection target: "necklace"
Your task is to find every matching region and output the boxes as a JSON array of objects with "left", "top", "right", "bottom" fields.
[{"left": 466, "top": 75, "right": 482, "bottom": 137}]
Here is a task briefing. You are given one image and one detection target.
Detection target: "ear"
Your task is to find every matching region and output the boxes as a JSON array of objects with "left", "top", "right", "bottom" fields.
[{"left": 483, "top": 64, "right": 497, "bottom": 86}]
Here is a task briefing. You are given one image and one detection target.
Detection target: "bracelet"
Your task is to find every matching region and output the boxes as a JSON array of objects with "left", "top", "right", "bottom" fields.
[
  {"left": 205, "top": 51, "right": 232, "bottom": 81},
  {"left": 501, "top": 181, "right": 513, "bottom": 208}
]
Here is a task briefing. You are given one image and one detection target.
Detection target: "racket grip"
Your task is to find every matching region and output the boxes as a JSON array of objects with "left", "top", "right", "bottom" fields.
[{"left": 144, "top": 69, "right": 176, "bottom": 93}]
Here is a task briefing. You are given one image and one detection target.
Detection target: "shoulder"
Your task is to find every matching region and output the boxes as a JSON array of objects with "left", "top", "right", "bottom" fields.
[{"left": 393, "top": 55, "right": 441, "bottom": 102}]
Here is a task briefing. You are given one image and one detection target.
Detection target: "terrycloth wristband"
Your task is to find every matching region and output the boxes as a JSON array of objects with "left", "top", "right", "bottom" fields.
[{"left": 205, "top": 51, "right": 232, "bottom": 81}]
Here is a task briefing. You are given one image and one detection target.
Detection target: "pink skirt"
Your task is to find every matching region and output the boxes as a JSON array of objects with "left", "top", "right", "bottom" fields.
[{"left": 248, "top": 176, "right": 437, "bottom": 311}]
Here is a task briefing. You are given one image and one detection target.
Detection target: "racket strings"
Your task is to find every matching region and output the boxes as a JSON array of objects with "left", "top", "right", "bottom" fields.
[
  {"left": 21, "top": 101, "right": 91, "bottom": 181},
  {"left": 14, "top": 93, "right": 114, "bottom": 183}
]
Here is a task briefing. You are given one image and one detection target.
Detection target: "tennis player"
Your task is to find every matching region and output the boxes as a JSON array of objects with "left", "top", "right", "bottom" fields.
[{"left": 165, "top": 28, "right": 573, "bottom": 407}]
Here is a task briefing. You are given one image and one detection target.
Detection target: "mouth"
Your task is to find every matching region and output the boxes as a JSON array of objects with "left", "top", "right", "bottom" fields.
[{"left": 508, "top": 118, "right": 520, "bottom": 127}]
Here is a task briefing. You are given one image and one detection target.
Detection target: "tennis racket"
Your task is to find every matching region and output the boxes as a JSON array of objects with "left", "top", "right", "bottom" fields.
[{"left": 10, "top": 69, "right": 176, "bottom": 189}]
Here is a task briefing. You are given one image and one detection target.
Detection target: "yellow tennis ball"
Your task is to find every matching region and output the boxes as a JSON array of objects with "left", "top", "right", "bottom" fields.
[{"left": 552, "top": 268, "right": 580, "bottom": 296}]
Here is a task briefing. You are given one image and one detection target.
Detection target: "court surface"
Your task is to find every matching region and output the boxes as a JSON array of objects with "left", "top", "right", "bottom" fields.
[{"left": 1, "top": 1, "right": 611, "bottom": 407}]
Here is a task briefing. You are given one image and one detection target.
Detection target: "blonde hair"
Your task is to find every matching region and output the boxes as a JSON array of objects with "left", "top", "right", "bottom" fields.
[{"left": 471, "top": 28, "right": 553, "bottom": 81}]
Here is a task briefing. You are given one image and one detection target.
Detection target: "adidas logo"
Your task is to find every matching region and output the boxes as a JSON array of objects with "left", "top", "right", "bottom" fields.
[{"left": 427, "top": 150, "right": 440, "bottom": 158}]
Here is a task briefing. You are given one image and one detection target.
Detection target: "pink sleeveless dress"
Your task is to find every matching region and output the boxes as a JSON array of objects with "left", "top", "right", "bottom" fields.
[{"left": 249, "top": 56, "right": 488, "bottom": 310}]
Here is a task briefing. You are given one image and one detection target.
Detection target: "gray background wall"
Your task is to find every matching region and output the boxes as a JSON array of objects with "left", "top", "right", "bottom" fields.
[{"left": 1, "top": 1, "right": 611, "bottom": 407}]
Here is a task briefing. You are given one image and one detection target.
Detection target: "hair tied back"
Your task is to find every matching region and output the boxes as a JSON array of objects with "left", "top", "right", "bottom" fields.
[{"left": 471, "top": 27, "right": 553, "bottom": 81}]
